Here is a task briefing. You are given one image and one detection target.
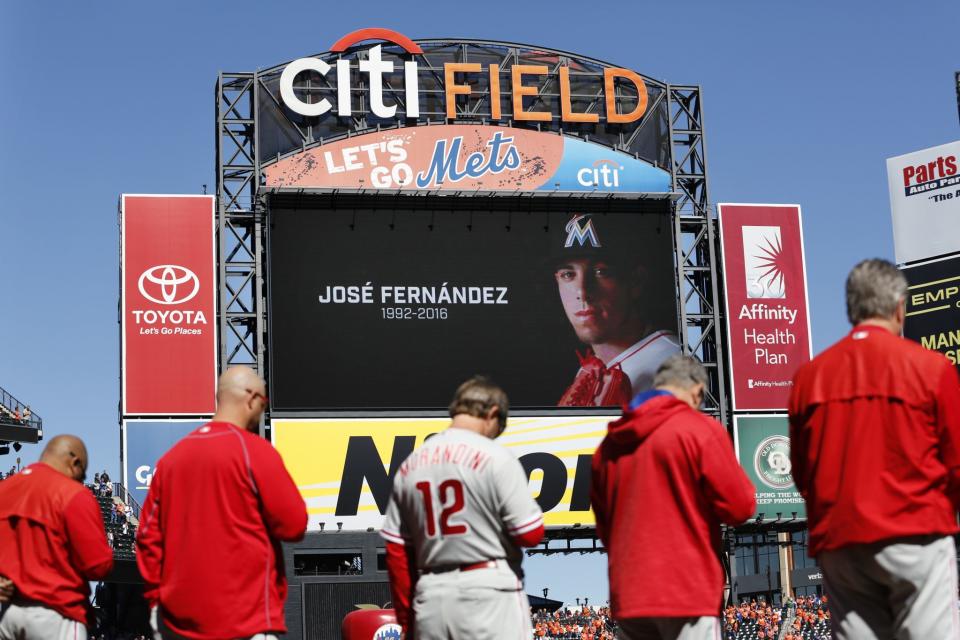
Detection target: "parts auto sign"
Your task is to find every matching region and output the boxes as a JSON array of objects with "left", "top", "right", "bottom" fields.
[{"left": 278, "top": 28, "right": 650, "bottom": 125}]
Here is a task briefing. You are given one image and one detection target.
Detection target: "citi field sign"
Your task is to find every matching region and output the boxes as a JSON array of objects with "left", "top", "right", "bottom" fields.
[{"left": 258, "top": 28, "right": 673, "bottom": 193}]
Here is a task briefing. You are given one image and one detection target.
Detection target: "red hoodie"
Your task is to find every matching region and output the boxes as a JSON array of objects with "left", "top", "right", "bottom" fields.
[
  {"left": 591, "top": 393, "right": 755, "bottom": 619},
  {"left": 136, "top": 422, "right": 307, "bottom": 639}
]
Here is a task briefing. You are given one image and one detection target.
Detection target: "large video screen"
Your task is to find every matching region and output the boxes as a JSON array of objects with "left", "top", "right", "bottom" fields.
[{"left": 268, "top": 198, "right": 678, "bottom": 410}]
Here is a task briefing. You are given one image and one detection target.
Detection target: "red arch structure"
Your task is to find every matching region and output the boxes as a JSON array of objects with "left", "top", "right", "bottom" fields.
[{"left": 330, "top": 28, "right": 423, "bottom": 54}]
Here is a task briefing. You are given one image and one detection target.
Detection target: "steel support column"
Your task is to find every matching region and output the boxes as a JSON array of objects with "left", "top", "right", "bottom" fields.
[
  {"left": 216, "top": 72, "right": 265, "bottom": 380},
  {"left": 668, "top": 85, "right": 728, "bottom": 426}
]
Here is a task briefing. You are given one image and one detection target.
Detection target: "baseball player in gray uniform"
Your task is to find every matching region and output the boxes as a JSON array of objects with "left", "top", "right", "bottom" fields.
[{"left": 381, "top": 376, "right": 545, "bottom": 640}]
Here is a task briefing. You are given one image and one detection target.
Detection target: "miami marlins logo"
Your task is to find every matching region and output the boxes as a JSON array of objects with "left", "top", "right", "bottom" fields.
[{"left": 564, "top": 214, "right": 601, "bottom": 249}]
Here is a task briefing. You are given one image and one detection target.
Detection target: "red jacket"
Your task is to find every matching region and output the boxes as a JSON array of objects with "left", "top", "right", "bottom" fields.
[
  {"left": 789, "top": 324, "right": 960, "bottom": 555},
  {"left": 136, "top": 422, "right": 307, "bottom": 639},
  {"left": 591, "top": 393, "right": 755, "bottom": 619},
  {"left": 0, "top": 463, "right": 113, "bottom": 624}
]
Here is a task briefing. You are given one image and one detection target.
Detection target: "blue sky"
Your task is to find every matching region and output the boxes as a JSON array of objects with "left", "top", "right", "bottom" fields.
[{"left": 2, "top": 0, "right": 958, "bottom": 606}]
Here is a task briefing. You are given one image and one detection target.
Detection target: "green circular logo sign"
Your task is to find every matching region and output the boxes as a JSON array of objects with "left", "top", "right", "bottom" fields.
[{"left": 754, "top": 435, "right": 793, "bottom": 489}]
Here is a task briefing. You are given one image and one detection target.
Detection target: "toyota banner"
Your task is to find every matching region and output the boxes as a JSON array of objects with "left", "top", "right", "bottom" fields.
[
  {"left": 718, "top": 204, "right": 813, "bottom": 411},
  {"left": 121, "top": 195, "right": 217, "bottom": 415}
]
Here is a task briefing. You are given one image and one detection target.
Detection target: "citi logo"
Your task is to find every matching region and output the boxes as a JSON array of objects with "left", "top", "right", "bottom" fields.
[
  {"left": 138, "top": 265, "right": 200, "bottom": 305},
  {"left": 279, "top": 28, "right": 649, "bottom": 125},
  {"left": 135, "top": 464, "right": 154, "bottom": 490},
  {"left": 577, "top": 159, "right": 623, "bottom": 188},
  {"left": 564, "top": 214, "right": 601, "bottom": 249}
]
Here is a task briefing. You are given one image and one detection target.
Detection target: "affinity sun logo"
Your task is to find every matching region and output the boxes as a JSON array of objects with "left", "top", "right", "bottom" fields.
[{"left": 742, "top": 226, "right": 787, "bottom": 299}]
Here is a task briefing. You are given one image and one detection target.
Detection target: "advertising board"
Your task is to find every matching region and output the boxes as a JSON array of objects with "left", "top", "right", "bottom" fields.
[
  {"left": 887, "top": 140, "right": 960, "bottom": 264},
  {"left": 733, "top": 415, "right": 805, "bottom": 521},
  {"left": 718, "top": 204, "right": 812, "bottom": 411},
  {"left": 268, "top": 203, "right": 679, "bottom": 410},
  {"left": 122, "top": 420, "right": 202, "bottom": 506},
  {"left": 121, "top": 195, "right": 217, "bottom": 415},
  {"left": 255, "top": 30, "right": 671, "bottom": 176},
  {"left": 272, "top": 416, "right": 610, "bottom": 532},
  {"left": 902, "top": 254, "right": 960, "bottom": 372},
  {"left": 264, "top": 125, "right": 671, "bottom": 193}
]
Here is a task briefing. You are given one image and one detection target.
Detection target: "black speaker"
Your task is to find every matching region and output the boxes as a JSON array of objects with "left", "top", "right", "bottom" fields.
[{"left": 302, "top": 581, "right": 392, "bottom": 640}]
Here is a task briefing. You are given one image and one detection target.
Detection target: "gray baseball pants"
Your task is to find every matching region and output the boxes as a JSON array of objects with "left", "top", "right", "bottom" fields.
[
  {"left": 819, "top": 534, "right": 960, "bottom": 640},
  {"left": 412, "top": 562, "right": 531, "bottom": 640},
  {"left": 0, "top": 602, "right": 86, "bottom": 640},
  {"left": 616, "top": 616, "right": 720, "bottom": 640}
]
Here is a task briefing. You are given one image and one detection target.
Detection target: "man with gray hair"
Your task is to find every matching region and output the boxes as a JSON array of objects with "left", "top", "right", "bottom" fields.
[
  {"left": 592, "top": 355, "right": 755, "bottom": 639},
  {"left": 790, "top": 258, "right": 960, "bottom": 639}
]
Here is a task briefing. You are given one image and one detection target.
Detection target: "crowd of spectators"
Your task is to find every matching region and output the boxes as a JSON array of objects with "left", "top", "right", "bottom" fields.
[
  {"left": 0, "top": 402, "right": 31, "bottom": 425},
  {"left": 723, "top": 600, "right": 785, "bottom": 639},
  {"left": 529, "top": 596, "right": 832, "bottom": 640},
  {"left": 93, "top": 471, "right": 114, "bottom": 497},
  {"left": 532, "top": 606, "right": 615, "bottom": 640},
  {"left": 0, "top": 465, "right": 17, "bottom": 481},
  {"left": 719, "top": 595, "right": 830, "bottom": 640},
  {"left": 85, "top": 473, "right": 138, "bottom": 555},
  {"left": 784, "top": 595, "right": 830, "bottom": 640}
]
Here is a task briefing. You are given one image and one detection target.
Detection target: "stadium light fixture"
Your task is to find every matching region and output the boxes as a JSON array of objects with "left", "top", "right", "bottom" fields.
[
  {"left": 0, "top": 446, "right": 8, "bottom": 456},
  {"left": 12, "top": 443, "right": 21, "bottom": 452},
  {"left": 336, "top": 522, "right": 343, "bottom": 532}
]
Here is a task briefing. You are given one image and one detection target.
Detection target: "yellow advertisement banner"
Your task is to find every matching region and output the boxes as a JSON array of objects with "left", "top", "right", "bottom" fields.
[{"left": 272, "top": 415, "right": 611, "bottom": 532}]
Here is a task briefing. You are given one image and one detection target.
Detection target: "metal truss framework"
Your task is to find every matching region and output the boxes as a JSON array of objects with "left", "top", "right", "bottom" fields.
[
  {"left": 215, "top": 73, "right": 263, "bottom": 383},
  {"left": 215, "top": 65, "right": 728, "bottom": 429},
  {"left": 955, "top": 71, "right": 960, "bottom": 125},
  {"left": 669, "top": 86, "right": 727, "bottom": 426}
]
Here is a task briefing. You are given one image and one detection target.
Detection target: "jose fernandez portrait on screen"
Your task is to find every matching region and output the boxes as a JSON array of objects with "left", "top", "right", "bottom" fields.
[{"left": 552, "top": 213, "right": 679, "bottom": 407}]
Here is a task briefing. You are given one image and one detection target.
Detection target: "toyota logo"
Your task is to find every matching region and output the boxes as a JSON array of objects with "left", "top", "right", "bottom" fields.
[{"left": 138, "top": 265, "right": 200, "bottom": 305}]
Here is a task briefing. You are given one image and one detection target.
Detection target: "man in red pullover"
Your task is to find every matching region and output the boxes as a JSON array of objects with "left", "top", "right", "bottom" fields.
[
  {"left": 592, "top": 355, "right": 755, "bottom": 640},
  {"left": 0, "top": 435, "right": 114, "bottom": 639},
  {"left": 789, "top": 259, "right": 960, "bottom": 639},
  {"left": 136, "top": 366, "right": 308, "bottom": 639}
]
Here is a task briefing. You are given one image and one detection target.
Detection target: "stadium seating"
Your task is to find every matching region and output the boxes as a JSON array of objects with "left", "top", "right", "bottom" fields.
[
  {"left": 783, "top": 596, "right": 831, "bottom": 640},
  {"left": 532, "top": 606, "right": 615, "bottom": 639},
  {"left": 89, "top": 483, "right": 140, "bottom": 561},
  {"left": 0, "top": 384, "right": 41, "bottom": 431},
  {"left": 532, "top": 598, "right": 833, "bottom": 640}
]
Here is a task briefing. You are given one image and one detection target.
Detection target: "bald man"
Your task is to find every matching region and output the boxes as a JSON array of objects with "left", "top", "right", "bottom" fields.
[
  {"left": 136, "top": 366, "right": 307, "bottom": 640},
  {"left": 0, "top": 435, "right": 114, "bottom": 640}
]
